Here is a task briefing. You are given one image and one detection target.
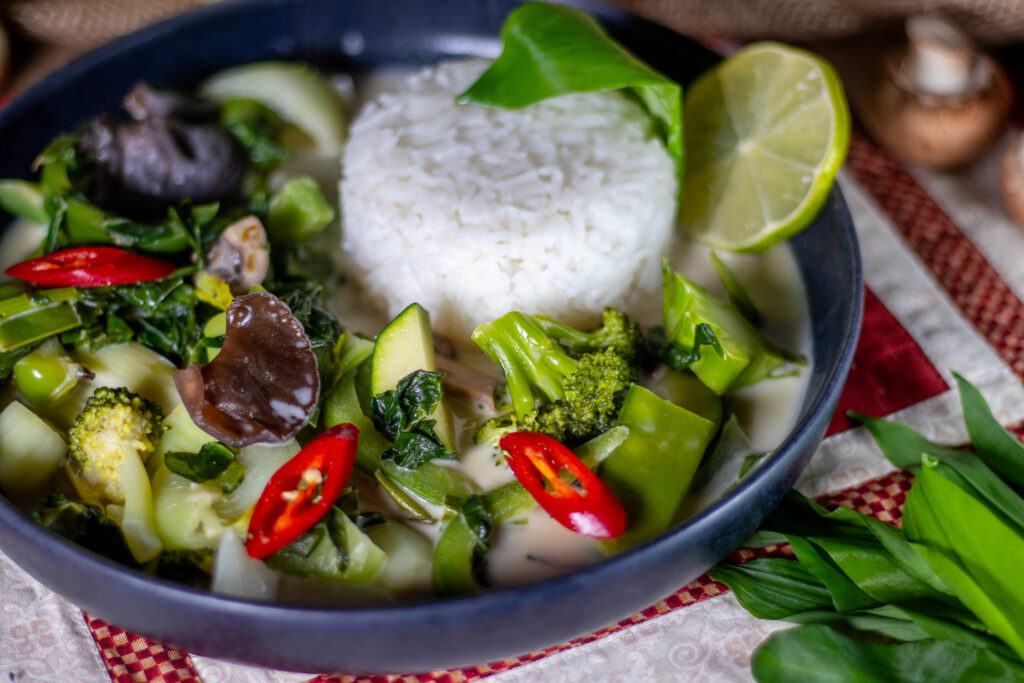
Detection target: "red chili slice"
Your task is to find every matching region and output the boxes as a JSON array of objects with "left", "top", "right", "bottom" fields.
[
  {"left": 5, "top": 246, "right": 176, "bottom": 287},
  {"left": 246, "top": 423, "right": 360, "bottom": 560},
  {"left": 499, "top": 431, "right": 627, "bottom": 539}
]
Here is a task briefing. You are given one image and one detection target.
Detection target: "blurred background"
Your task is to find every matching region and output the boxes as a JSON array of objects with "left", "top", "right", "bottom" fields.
[
  {"left": 5, "top": 0, "right": 1024, "bottom": 202},
  {"left": 4, "top": 0, "right": 1024, "bottom": 93}
]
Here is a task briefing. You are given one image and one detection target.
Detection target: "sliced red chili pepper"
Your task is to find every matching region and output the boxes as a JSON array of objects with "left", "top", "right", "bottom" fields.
[
  {"left": 246, "top": 423, "right": 359, "bottom": 560},
  {"left": 5, "top": 246, "right": 176, "bottom": 287},
  {"left": 499, "top": 431, "right": 626, "bottom": 539}
]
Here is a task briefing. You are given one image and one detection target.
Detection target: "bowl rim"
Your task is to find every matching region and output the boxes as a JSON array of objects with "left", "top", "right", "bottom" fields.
[{"left": 0, "top": 0, "right": 864, "bottom": 671}]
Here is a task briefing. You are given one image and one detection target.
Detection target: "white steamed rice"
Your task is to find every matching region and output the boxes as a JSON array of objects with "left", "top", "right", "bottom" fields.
[{"left": 340, "top": 59, "right": 677, "bottom": 340}]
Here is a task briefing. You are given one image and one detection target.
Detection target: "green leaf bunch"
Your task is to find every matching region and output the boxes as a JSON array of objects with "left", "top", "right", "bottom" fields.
[{"left": 712, "top": 373, "right": 1024, "bottom": 682}]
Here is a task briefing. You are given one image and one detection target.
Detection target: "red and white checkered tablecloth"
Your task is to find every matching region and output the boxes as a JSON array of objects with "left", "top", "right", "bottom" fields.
[{"left": 6, "top": 74, "right": 1024, "bottom": 683}]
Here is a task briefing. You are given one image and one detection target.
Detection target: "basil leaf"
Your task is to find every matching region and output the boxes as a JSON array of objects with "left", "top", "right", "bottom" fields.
[
  {"left": 903, "top": 459, "right": 1024, "bottom": 660},
  {"left": 456, "top": 2, "right": 682, "bottom": 183},
  {"left": 164, "top": 442, "right": 236, "bottom": 483},
  {"left": 854, "top": 412, "right": 1024, "bottom": 532},
  {"left": 752, "top": 624, "right": 1024, "bottom": 683},
  {"left": 955, "top": 373, "right": 1024, "bottom": 492},
  {"left": 709, "top": 558, "right": 834, "bottom": 619}
]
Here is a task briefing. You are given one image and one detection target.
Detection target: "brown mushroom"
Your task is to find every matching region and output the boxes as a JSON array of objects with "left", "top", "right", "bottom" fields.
[
  {"left": 1000, "top": 133, "right": 1024, "bottom": 230},
  {"left": 435, "top": 356, "right": 499, "bottom": 411},
  {"left": 854, "top": 14, "right": 1012, "bottom": 169},
  {"left": 204, "top": 215, "right": 270, "bottom": 295},
  {"left": 174, "top": 291, "right": 320, "bottom": 447}
]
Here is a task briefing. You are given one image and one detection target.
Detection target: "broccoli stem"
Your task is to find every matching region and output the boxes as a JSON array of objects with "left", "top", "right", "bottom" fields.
[
  {"left": 0, "top": 288, "right": 82, "bottom": 353},
  {"left": 472, "top": 312, "right": 578, "bottom": 420}
]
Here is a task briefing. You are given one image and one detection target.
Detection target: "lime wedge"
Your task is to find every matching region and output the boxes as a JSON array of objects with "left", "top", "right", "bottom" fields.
[{"left": 682, "top": 42, "right": 850, "bottom": 252}]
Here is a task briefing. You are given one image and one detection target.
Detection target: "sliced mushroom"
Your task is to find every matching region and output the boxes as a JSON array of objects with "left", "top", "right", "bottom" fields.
[
  {"left": 204, "top": 215, "right": 270, "bottom": 295},
  {"left": 174, "top": 292, "right": 320, "bottom": 447},
  {"left": 435, "top": 355, "right": 499, "bottom": 411},
  {"left": 853, "top": 14, "right": 1012, "bottom": 169}
]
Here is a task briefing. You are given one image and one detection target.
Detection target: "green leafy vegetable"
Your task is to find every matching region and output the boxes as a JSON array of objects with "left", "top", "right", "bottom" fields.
[
  {"left": 953, "top": 373, "right": 1024, "bottom": 492},
  {"left": 220, "top": 98, "right": 291, "bottom": 170},
  {"left": 432, "top": 495, "right": 493, "bottom": 597},
  {"left": 903, "top": 458, "right": 1024, "bottom": 660},
  {"left": 266, "top": 176, "right": 335, "bottom": 244},
  {"left": 164, "top": 442, "right": 245, "bottom": 493},
  {"left": 752, "top": 624, "right": 1024, "bottom": 683},
  {"left": 370, "top": 370, "right": 454, "bottom": 469},
  {"left": 718, "top": 375, "right": 1024, "bottom": 682},
  {"left": 852, "top": 412, "right": 1024, "bottom": 532},
  {"left": 457, "top": 2, "right": 682, "bottom": 183}
]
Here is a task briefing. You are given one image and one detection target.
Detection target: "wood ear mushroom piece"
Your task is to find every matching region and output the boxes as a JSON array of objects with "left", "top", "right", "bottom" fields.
[{"left": 856, "top": 14, "right": 1012, "bottom": 170}]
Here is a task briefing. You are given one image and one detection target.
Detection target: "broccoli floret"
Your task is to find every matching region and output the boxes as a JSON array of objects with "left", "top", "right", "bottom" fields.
[
  {"left": 533, "top": 307, "right": 645, "bottom": 363},
  {"left": 68, "top": 387, "right": 165, "bottom": 504},
  {"left": 473, "top": 410, "right": 518, "bottom": 447},
  {"left": 471, "top": 312, "right": 636, "bottom": 445}
]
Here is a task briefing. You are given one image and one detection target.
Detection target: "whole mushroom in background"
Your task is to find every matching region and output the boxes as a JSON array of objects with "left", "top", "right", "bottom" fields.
[{"left": 852, "top": 13, "right": 1012, "bottom": 170}]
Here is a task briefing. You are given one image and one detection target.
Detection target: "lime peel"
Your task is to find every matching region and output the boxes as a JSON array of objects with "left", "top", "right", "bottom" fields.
[{"left": 682, "top": 42, "right": 850, "bottom": 253}]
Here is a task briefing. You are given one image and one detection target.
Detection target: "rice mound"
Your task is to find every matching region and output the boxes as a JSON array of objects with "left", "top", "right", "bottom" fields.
[{"left": 340, "top": 60, "right": 677, "bottom": 340}]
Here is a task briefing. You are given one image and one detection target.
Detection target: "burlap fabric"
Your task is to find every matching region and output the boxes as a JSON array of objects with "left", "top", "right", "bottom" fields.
[{"left": 5, "top": 0, "right": 1024, "bottom": 48}]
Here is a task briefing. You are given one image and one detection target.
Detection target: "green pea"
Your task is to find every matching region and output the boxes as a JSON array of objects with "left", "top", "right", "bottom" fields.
[{"left": 13, "top": 342, "right": 81, "bottom": 406}]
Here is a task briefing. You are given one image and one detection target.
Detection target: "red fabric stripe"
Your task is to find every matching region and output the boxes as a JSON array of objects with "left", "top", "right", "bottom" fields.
[
  {"left": 84, "top": 613, "right": 200, "bottom": 683},
  {"left": 827, "top": 287, "right": 948, "bottom": 436},
  {"left": 846, "top": 133, "right": 1024, "bottom": 380}
]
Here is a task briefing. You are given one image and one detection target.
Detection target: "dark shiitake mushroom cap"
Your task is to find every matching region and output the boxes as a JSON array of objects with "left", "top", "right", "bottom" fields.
[{"left": 174, "top": 291, "right": 320, "bottom": 447}]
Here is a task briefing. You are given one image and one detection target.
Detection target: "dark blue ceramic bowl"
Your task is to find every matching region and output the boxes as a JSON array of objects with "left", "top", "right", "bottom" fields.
[{"left": 0, "top": 0, "right": 862, "bottom": 673}]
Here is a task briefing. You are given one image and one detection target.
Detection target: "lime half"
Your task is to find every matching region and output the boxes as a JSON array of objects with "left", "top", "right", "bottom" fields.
[{"left": 682, "top": 42, "right": 850, "bottom": 252}]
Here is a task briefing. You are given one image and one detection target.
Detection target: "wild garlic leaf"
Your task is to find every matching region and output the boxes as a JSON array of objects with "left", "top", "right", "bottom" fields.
[
  {"left": 751, "top": 624, "right": 1024, "bottom": 683},
  {"left": 785, "top": 605, "right": 929, "bottom": 642},
  {"left": 456, "top": 2, "right": 683, "bottom": 184},
  {"left": 759, "top": 492, "right": 958, "bottom": 611},
  {"left": 785, "top": 536, "right": 878, "bottom": 612},
  {"left": 903, "top": 459, "right": 1024, "bottom": 660},
  {"left": 954, "top": 373, "right": 1024, "bottom": 492},
  {"left": 708, "top": 558, "right": 834, "bottom": 619},
  {"left": 853, "top": 412, "right": 1024, "bottom": 533}
]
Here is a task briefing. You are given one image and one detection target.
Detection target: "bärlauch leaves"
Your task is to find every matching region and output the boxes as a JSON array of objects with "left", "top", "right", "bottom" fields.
[
  {"left": 954, "top": 372, "right": 1024, "bottom": 493},
  {"left": 852, "top": 411, "right": 1024, "bottom": 533},
  {"left": 752, "top": 624, "right": 1024, "bottom": 683},
  {"left": 902, "top": 457, "right": 1024, "bottom": 661}
]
